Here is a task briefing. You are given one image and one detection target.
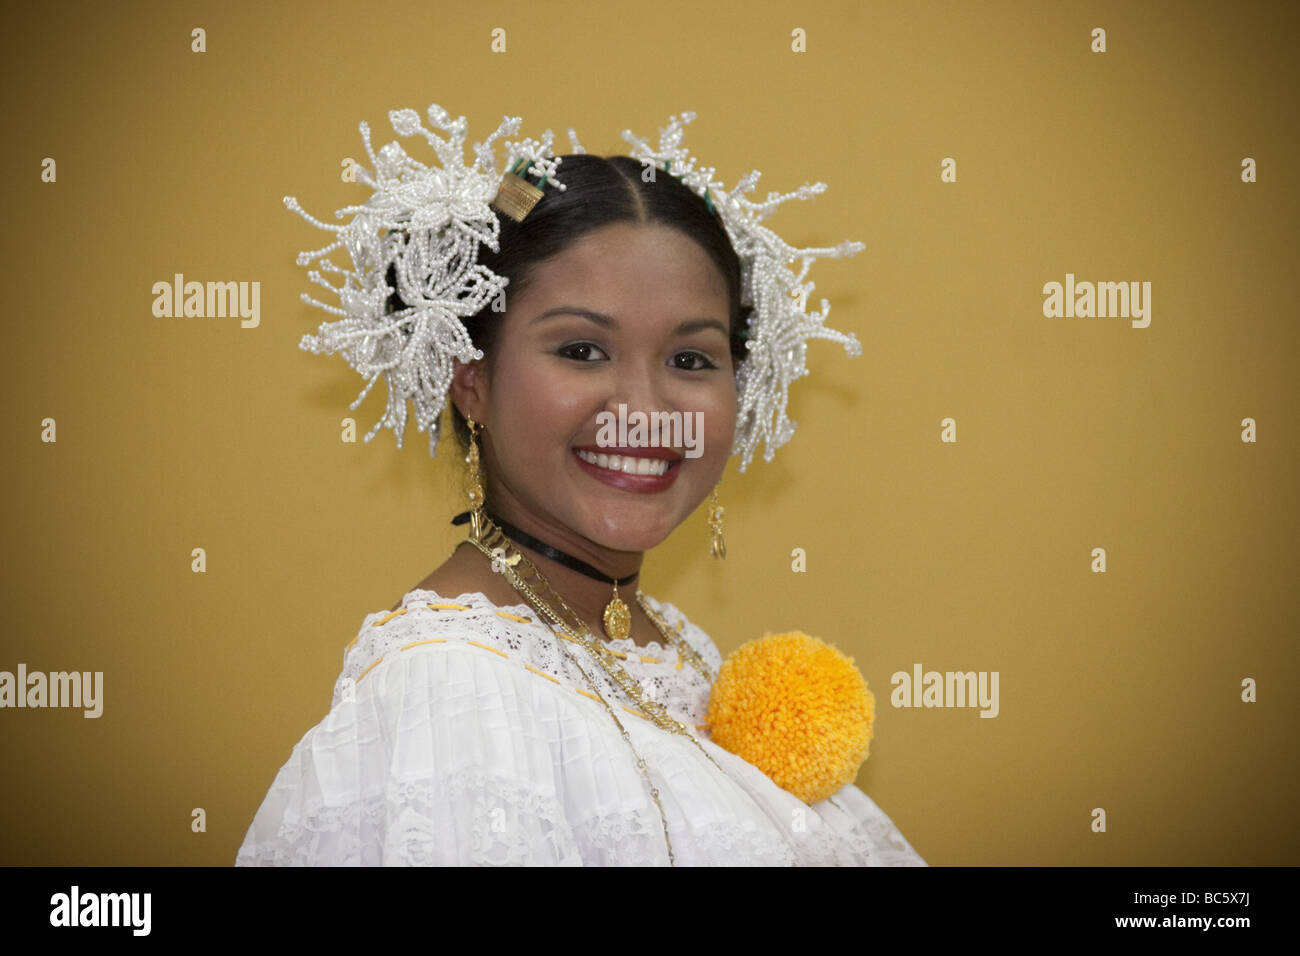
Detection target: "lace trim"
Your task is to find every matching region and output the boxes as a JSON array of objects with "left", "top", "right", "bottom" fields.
[
  {"left": 332, "top": 589, "right": 722, "bottom": 733},
  {"left": 379, "top": 589, "right": 721, "bottom": 663}
]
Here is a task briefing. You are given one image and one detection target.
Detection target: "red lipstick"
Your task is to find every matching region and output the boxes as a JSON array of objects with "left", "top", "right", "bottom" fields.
[{"left": 571, "top": 446, "right": 683, "bottom": 493}]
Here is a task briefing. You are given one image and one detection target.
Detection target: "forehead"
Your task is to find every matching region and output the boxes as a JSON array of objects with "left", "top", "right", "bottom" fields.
[{"left": 512, "top": 222, "right": 729, "bottom": 309}]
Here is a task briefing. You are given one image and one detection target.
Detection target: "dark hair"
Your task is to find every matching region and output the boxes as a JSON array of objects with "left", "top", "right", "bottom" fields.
[{"left": 385, "top": 154, "right": 751, "bottom": 455}]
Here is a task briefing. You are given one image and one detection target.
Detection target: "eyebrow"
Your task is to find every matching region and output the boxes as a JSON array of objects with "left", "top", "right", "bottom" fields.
[{"left": 529, "top": 306, "right": 728, "bottom": 337}]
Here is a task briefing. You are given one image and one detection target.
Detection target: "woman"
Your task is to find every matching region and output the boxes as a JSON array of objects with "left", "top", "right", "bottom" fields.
[{"left": 237, "top": 108, "right": 926, "bottom": 865}]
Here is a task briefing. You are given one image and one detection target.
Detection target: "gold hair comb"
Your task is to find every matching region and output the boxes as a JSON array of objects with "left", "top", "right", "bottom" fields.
[{"left": 491, "top": 170, "right": 546, "bottom": 222}]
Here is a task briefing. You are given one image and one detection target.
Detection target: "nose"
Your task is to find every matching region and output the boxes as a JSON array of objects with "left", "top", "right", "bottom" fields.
[
  {"left": 606, "top": 357, "right": 669, "bottom": 413},
  {"left": 601, "top": 362, "right": 678, "bottom": 445}
]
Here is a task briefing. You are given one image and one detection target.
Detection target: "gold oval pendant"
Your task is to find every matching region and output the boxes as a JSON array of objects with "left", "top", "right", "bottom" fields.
[{"left": 603, "top": 593, "right": 631, "bottom": 641}]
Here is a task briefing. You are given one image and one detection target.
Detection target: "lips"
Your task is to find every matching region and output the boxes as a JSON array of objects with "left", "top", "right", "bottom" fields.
[{"left": 571, "top": 446, "right": 683, "bottom": 493}]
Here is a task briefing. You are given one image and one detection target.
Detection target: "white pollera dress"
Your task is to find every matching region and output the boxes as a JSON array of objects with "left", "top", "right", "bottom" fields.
[{"left": 236, "top": 589, "right": 927, "bottom": 866}]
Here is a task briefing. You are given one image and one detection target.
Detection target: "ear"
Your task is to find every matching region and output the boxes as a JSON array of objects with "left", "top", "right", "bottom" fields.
[{"left": 449, "top": 355, "right": 491, "bottom": 424}]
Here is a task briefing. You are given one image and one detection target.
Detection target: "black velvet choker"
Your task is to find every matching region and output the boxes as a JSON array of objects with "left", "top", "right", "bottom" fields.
[{"left": 451, "top": 509, "right": 638, "bottom": 586}]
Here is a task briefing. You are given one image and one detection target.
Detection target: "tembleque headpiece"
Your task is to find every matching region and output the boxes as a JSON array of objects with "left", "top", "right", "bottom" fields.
[{"left": 285, "top": 104, "right": 864, "bottom": 472}]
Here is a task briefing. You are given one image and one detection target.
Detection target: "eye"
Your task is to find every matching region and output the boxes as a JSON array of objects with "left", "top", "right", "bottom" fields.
[
  {"left": 670, "top": 350, "right": 719, "bottom": 371},
  {"left": 557, "top": 342, "right": 608, "bottom": 362}
]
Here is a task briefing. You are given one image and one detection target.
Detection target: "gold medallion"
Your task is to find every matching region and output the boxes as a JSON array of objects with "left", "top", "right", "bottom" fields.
[{"left": 602, "top": 587, "right": 631, "bottom": 641}]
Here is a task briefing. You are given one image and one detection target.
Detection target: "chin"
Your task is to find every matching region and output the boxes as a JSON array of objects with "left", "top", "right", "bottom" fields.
[{"left": 582, "top": 514, "right": 679, "bottom": 553}]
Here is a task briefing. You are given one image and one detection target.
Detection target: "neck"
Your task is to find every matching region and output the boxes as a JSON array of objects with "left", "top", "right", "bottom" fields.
[{"left": 478, "top": 490, "right": 645, "bottom": 632}]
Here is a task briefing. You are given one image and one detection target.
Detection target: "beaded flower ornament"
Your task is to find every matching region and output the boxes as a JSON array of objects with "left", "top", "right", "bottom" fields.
[{"left": 285, "top": 104, "right": 864, "bottom": 472}]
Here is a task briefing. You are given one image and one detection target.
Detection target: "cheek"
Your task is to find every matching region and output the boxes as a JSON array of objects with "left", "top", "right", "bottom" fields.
[
  {"left": 489, "top": 354, "right": 593, "bottom": 437},
  {"left": 700, "top": 384, "right": 738, "bottom": 445}
]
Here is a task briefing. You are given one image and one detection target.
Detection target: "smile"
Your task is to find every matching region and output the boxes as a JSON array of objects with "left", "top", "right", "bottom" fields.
[
  {"left": 571, "top": 446, "right": 684, "bottom": 493},
  {"left": 574, "top": 449, "right": 672, "bottom": 476}
]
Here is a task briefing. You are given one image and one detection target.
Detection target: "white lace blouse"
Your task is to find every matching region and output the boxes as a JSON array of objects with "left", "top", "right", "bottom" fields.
[{"left": 235, "top": 588, "right": 927, "bottom": 866}]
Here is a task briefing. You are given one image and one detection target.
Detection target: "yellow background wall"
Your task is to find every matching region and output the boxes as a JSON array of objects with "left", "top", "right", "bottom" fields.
[{"left": 2, "top": 0, "right": 1295, "bottom": 865}]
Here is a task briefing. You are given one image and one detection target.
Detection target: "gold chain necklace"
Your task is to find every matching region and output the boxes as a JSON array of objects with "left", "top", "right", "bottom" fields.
[
  {"left": 461, "top": 511, "right": 735, "bottom": 864},
  {"left": 633, "top": 590, "right": 717, "bottom": 685},
  {"left": 465, "top": 519, "right": 694, "bottom": 735},
  {"left": 462, "top": 525, "right": 679, "bottom": 862},
  {"left": 463, "top": 521, "right": 730, "bottom": 758}
]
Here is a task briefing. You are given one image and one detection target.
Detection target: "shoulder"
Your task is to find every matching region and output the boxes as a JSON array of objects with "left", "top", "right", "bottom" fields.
[
  {"left": 392, "top": 544, "right": 524, "bottom": 612},
  {"left": 344, "top": 587, "right": 548, "bottom": 689},
  {"left": 238, "top": 603, "right": 649, "bottom": 866},
  {"left": 334, "top": 587, "right": 636, "bottom": 718}
]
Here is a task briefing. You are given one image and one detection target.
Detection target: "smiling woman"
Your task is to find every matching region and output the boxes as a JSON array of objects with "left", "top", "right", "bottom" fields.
[
  {"left": 443, "top": 215, "right": 738, "bottom": 618},
  {"left": 237, "top": 106, "right": 924, "bottom": 866}
]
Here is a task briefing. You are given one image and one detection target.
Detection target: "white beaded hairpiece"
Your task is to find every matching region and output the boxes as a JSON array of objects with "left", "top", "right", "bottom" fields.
[
  {"left": 620, "top": 111, "right": 864, "bottom": 470},
  {"left": 285, "top": 105, "right": 863, "bottom": 472}
]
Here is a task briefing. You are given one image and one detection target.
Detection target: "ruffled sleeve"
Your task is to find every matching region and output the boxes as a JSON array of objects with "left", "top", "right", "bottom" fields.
[
  {"left": 236, "top": 636, "right": 676, "bottom": 866},
  {"left": 812, "top": 783, "right": 928, "bottom": 866}
]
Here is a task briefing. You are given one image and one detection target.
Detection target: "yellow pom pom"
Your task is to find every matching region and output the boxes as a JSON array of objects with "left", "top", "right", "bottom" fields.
[{"left": 705, "top": 631, "right": 874, "bottom": 805}]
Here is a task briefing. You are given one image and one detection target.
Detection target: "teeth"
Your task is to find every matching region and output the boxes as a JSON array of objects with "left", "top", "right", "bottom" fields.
[{"left": 576, "top": 449, "right": 670, "bottom": 476}]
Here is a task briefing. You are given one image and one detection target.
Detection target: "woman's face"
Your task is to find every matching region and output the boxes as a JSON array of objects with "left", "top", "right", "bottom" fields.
[{"left": 453, "top": 221, "right": 737, "bottom": 556}]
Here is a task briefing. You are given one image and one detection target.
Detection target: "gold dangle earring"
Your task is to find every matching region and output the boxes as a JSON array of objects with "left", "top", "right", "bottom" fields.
[
  {"left": 465, "top": 418, "right": 486, "bottom": 539},
  {"left": 707, "top": 484, "right": 726, "bottom": 560}
]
